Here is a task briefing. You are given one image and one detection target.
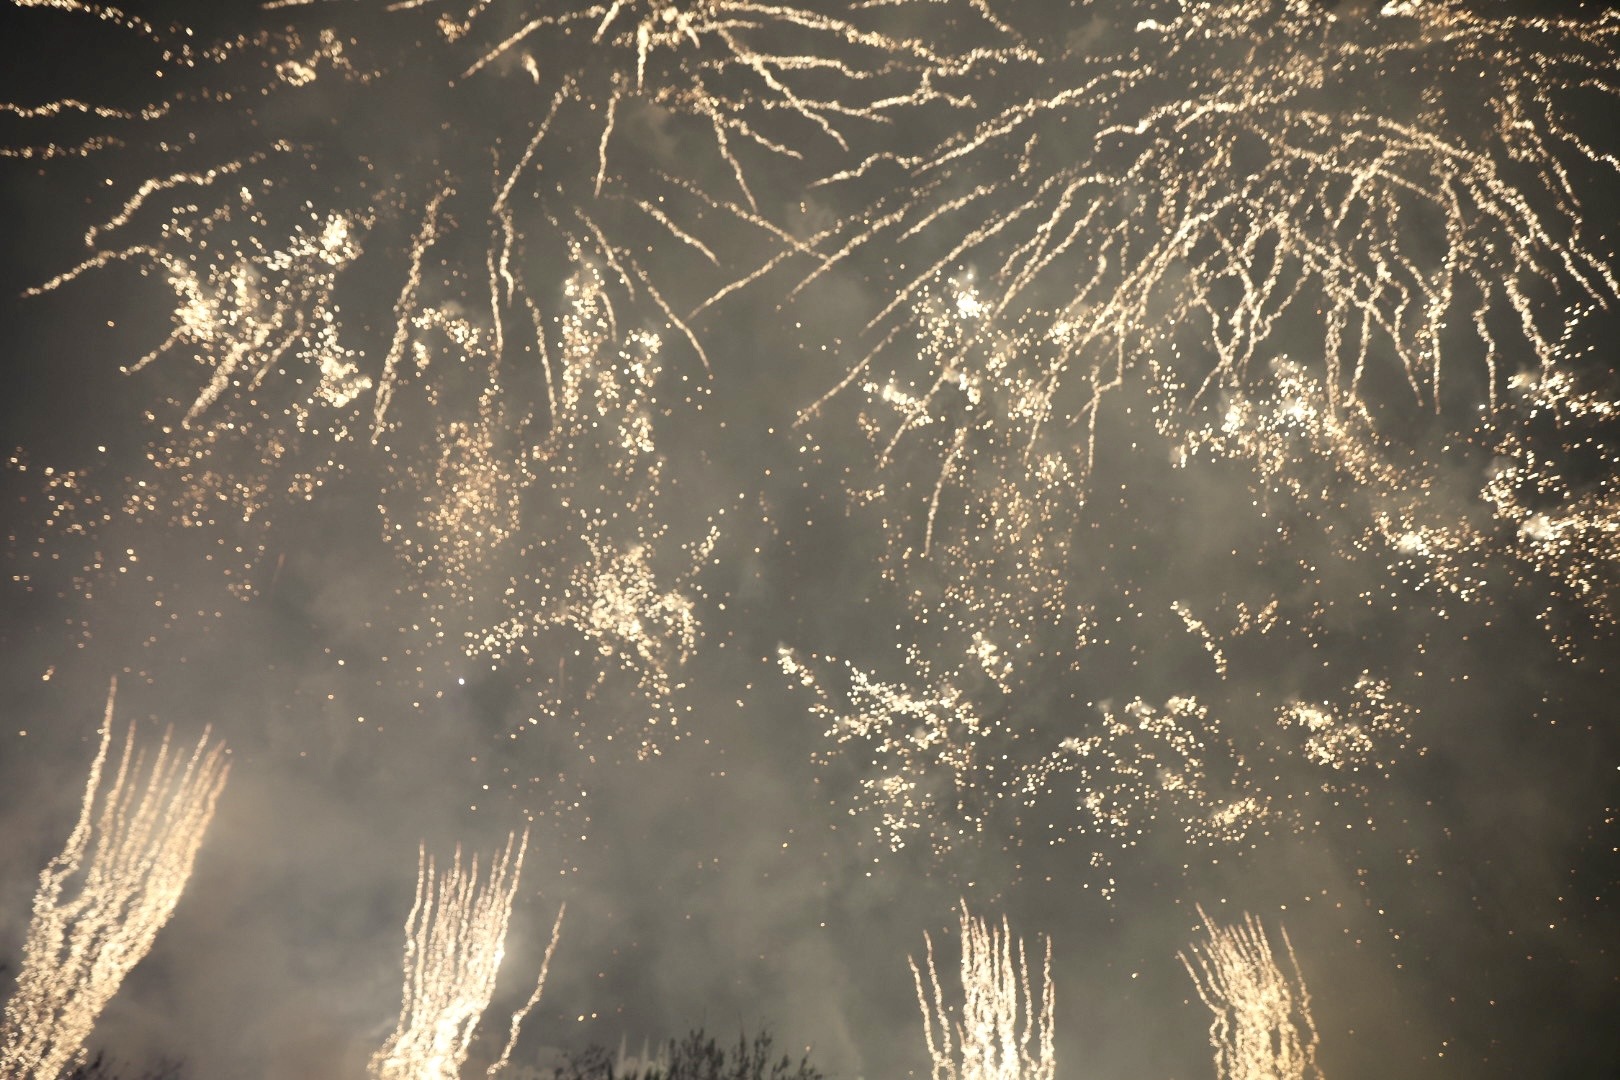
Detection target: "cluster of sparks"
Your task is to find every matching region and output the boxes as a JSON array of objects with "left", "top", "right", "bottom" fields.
[
  {"left": 380, "top": 256, "right": 719, "bottom": 758},
  {"left": 370, "top": 831, "right": 564, "bottom": 1080},
  {"left": 783, "top": 644, "right": 1413, "bottom": 880},
  {"left": 910, "top": 902, "right": 1055, "bottom": 1080},
  {"left": 1180, "top": 905, "right": 1324, "bottom": 1080},
  {"left": 0, "top": 685, "right": 229, "bottom": 1080}
]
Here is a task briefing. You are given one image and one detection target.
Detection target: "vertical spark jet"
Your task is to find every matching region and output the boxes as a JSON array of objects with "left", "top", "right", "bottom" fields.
[
  {"left": 1180, "top": 905, "right": 1323, "bottom": 1080},
  {"left": 911, "top": 901, "right": 1055, "bottom": 1080},
  {"left": 0, "top": 683, "right": 231, "bottom": 1080},
  {"left": 369, "top": 831, "right": 563, "bottom": 1080}
]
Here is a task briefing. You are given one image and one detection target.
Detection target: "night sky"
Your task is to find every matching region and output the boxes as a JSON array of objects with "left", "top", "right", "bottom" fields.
[{"left": 2, "top": 1, "right": 1618, "bottom": 1078}]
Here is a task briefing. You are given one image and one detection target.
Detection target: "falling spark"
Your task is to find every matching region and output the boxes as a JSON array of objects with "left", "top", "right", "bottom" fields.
[
  {"left": 795, "top": 1, "right": 1620, "bottom": 683},
  {"left": 1180, "top": 905, "right": 1323, "bottom": 1080},
  {"left": 811, "top": 1, "right": 1619, "bottom": 460},
  {"left": 0, "top": 683, "right": 230, "bottom": 1080},
  {"left": 4, "top": 0, "right": 1018, "bottom": 450},
  {"left": 910, "top": 901, "right": 1055, "bottom": 1080},
  {"left": 369, "top": 830, "right": 561, "bottom": 1080}
]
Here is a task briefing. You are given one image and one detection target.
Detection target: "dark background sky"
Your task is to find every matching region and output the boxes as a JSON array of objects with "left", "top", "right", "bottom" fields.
[{"left": 2, "top": 1, "right": 1618, "bottom": 1078}]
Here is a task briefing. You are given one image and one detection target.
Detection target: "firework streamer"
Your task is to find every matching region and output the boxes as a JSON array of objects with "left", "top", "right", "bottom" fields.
[
  {"left": 369, "top": 830, "right": 562, "bottom": 1080},
  {"left": 794, "top": 1, "right": 1620, "bottom": 644},
  {"left": 1180, "top": 905, "right": 1323, "bottom": 1080},
  {"left": 807, "top": 0, "right": 1618, "bottom": 462},
  {"left": 0, "top": 682, "right": 231, "bottom": 1080},
  {"left": 486, "top": 902, "right": 565, "bottom": 1077},
  {"left": 910, "top": 901, "right": 1055, "bottom": 1080},
  {"left": 4, "top": 0, "right": 1022, "bottom": 446},
  {"left": 775, "top": 0, "right": 1614, "bottom": 888}
]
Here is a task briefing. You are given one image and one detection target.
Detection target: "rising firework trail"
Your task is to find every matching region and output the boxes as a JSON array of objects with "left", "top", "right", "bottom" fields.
[
  {"left": 1180, "top": 905, "right": 1323, "bottom": 1080},
  {"left": 910, "top": 901, "right": 1055, "bottom": 1080},
  {"left": 369, "top": 830, "right": 563, "bottom": 1080},
  {"left": 0, "top": 683, "right": 230, "bottom": 1080}
]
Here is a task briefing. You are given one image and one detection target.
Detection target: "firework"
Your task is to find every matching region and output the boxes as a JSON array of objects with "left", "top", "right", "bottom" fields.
[
  {"left": 4, "top": 0, "right": 1020, "bottom": 445},
  {"left": 807, "top": 0, "right": 1618, "bottom": 457},
  {"left": 781, "top": 632, "right": 1412, "bottom": 889},
  {"left": 789, "top": 0, "right": 1620, "bottom": 660},
  {"left": 775, "top": 0, "right": 1616, "bottom": 888},
  {"left": 910, "top": 901, "right": 1055, "bottom": 1080},
  {"left": 369, "top": 830, "right": 563, "bottom": 1080},
  {"left": 0, "top": 683, "right": 230, "bottom": 1080},
  {"left": 1180, "top": 905, "right": 1323, "bottom": 1080}
]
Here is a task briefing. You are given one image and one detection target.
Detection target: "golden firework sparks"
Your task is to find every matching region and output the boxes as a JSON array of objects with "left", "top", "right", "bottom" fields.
[
  {"left": 910, "top": 901, "right": 1055, "bottom": 1080},
  {"left": 1180, "top": 905, "right": 1323, "bottom": 1080},
  {"left": 0, "top": 683, "right": 230, "bottom": 1080},
  {"left": 369, "top": 830, "right": 563, "bottom": 1080}
]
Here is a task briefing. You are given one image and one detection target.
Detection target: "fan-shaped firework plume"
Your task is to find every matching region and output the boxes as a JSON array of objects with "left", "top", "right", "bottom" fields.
[
  {"left": 0, "top": 683, "right": 230, "bottom": 1080},
  {"left": 776, "top": 0, "right": 1618, "bottom": 888},
  {"left": 807, "top": 0, "right": 1619, "bottom": 459},
  {"left": 910, "top": 901, "right": 1054, "bottom": 1080},
  {"left": 370, "top": 830, "right": 563, "bottom": 1080},
  {"left": 1180, "top": 905, "right": 1323, "bottom": 1080}
]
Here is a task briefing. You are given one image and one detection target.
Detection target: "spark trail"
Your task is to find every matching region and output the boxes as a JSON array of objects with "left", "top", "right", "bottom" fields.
[
  {"left": 911, "top": 901, "right": 1055, "bottom": 1080},
  {"left": 0, "top": 684, "right": 230, "bottom": 1080},
  {"left": 369, "top": 830, "right": 563, "bottom": 1080},
  {"left": 808, "top": 0, "right": 1619, "bottom": 463},
  {"left": 1181, "top": 905, "right": 1323, "bottom": 1080}
]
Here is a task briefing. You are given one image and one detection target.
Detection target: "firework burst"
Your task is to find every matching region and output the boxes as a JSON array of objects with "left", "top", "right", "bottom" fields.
[
  {"left": 776, "top": 0, "right": 1618, "bottom": 886},
  {"left": 807, "top": 0, "right": 1618, "bottom": 455}
]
